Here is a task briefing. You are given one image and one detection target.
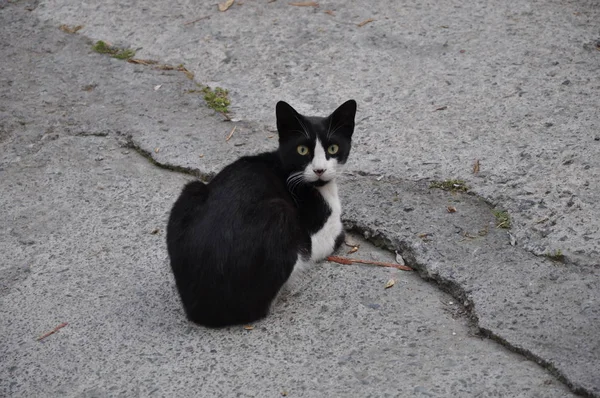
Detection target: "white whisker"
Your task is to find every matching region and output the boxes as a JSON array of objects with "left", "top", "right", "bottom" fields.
[
  {"left": 327, "top": 121, "right": 344, "bottom": 140},
  {"left": 294, "top": 115, "right": 311, "bottom": 139},
  {"left": 286, "top": 171, "right": 305, "bottom": 205}
]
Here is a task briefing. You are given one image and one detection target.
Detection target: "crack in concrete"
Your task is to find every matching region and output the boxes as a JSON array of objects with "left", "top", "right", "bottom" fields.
[
  {"left": 132, "top": 147, "right": 588, "bottom": 397},
  {"left": 119, "top": 135, "right": 213, "bottom": 182},
  {"left": 344, "top": 221, "right": 593, "bottom": 398}
]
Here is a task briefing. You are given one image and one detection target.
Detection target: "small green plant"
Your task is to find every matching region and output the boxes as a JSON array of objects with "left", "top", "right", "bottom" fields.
[
  {"left": 92, "top": 40, "right": 135, "bottom": 60},
  {"left": 492, "top": 209, "right": 511, "bottom": 229},
  {"left": 201, "top": 86, "right": 230, "bottom": 114},
  {"left": 112, "top": 49, "right": 136, "bottom": 60},
  {"left": 429, "top": 179, "right": 469, "bottom": 192},
  {"left": 546, "top": 249, "right": 565, "bottom": 262}
]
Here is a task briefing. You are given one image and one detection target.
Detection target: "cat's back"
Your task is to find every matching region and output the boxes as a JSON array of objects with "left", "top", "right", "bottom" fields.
[
  {"left": 166, "top": 152, "right": 306, "bottom": 327},
  {"left": 207, "top": 152, "right": 287, "bottom": 205},
  {"left": 167, "top": 153, "right": 296, "bottom": 245}
]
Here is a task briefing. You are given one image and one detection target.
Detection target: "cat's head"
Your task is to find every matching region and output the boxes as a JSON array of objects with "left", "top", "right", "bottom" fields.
[{"left": 276, "top": 100, "right": 357, "bottom": 186}]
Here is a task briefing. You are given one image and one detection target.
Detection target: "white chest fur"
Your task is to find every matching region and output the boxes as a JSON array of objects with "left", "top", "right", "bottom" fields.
[
  {"left": 310, "top": 181, "right": 342, "bottom": 261},
  {"left": 285, "top": 181, "right": 343, "bottom": 290}
]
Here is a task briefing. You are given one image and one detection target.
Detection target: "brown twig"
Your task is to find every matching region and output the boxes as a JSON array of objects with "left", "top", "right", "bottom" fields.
[
  {"left": 225, "top": 126, "right": 237, "bottom": 141},
  {"left": 326, "top": 255, "right": 413, "bottom": 271},
  {"left": 183, "top": 16, "right": 210, "bottom": 25},
  {"left": 357, "top": 18, "right": 375, "bottom": 27},
  {"left": 127, "top": 58, "right": 158, "bottom": 65},
  {"left": 37, "top": 322, "right": 68, "bottom": 341}
]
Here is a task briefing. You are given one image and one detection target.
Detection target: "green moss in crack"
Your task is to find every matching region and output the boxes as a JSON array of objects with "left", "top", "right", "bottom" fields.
[
  {"left": 492, "top": 209, "right": 511, "bottom": 229},
  {"left": 429, "top": 179, "right": 469, "bottom": 192},
  {"left": 92, "top": 40, "right": 135, "bottom": 60},
  {"left": 112, "top": 49, "right": 136, "bottom": 60},
  {"left": 546, "top": 249, "right": 565, "bottom": 263},
  {"left": 201, "top": 86, "right": 230, "bottom": 114}
]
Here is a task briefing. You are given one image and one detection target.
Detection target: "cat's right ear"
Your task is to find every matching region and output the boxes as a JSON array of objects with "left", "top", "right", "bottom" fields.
[{"left": 276, "top": 101, "right": 302, "bottom": 135}]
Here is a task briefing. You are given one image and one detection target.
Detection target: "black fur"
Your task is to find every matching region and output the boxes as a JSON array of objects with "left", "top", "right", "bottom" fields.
[{"left": 166, "top": 100, "right": 356, "bottom": 327}]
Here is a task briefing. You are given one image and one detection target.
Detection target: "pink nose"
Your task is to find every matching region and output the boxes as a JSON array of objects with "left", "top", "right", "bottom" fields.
[{"left": 313, "top": 169, "right": 325, "bottom": 176}]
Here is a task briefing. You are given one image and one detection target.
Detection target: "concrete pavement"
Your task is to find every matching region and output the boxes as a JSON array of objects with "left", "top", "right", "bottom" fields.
[{"left": 1, "top": 0, "right": 598, "bottom": 396}]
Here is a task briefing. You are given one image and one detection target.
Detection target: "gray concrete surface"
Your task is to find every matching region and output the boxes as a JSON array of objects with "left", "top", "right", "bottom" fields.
[
  {"left": 0, "top": 0, "right": 598, "bottom": 396},
  {"left": 0, "top": 133, "right": 574, "bottom": 397},
  {"left": 32, "top": 0, "right": 600, "bottom": 268}
]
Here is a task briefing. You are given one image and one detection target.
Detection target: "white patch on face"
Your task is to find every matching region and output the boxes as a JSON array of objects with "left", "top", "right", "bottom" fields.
[
  {"left": 310, "top": 181, "right": 343, "bottom": 261},
  {"left": 303, "top": 138, "right": 339, "bottom": 183}
]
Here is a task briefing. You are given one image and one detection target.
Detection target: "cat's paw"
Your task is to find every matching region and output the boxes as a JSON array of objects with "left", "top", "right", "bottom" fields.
[{"left": 334, "top": 231, "right": 346, "bottom": 252}]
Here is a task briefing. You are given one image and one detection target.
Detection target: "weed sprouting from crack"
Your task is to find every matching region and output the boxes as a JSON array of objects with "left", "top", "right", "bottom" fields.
[
  {"left": 92, "top": 40, "right": 135, "bottom": 60},
  {"left": 201, "top": 86, "right": 230, "bottom": 114},
  {"left": 492, "top": 209, "right": 511, "bottom": 229}
]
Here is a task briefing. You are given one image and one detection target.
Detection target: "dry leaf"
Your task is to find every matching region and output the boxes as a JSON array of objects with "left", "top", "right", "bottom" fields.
[
  {"left": 384, "top": 279, "right": 395, "bottom": 289},
  {"left": 447, "top": 206, "right": 457, "bottom": 213},
  {"left": 218, "top": 0, "right": 235, "bottom": 12},
  {"left": 226, "top": 126, "right": 237, "bottom": 142},
  {"left": 473, "top": 159, "right": 480, "bottom": 174},
  {"left": 434, "top": 106, "right": 448, "bottom": 111},
  {"left": 395, "top": 251, "right": 405, "bottom": 266},
  {"left": 289, "top": 1, "right": 319, "bottom": 7},
  {"left": 37, "top": 322, "right": 68, "bottom": 341},
  {"left": 151, "top": 228, "right": 160, "bottom": 235},
  {"left": 357, "top": 18, "right": 374, "bottom": 27},
  {"left": 243, "top": 325, "right": 254, "bottom": 330},
  {"left": 324, "top": 10, "right": 335, "bottom": 15},
  {"left": 344, "top": 237, "right": 359, "bottom": 248},
  {"left": 59, "top": 24, "right": 83, "bottom": 34},
  {"left": 508, "top": 232, "right": 517, "bottom": 246},
  {"left": 347, "top": 246, "right": 359, "bottom": 254}
]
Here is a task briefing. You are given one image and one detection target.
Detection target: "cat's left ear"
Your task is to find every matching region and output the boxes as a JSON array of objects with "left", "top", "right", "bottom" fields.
[
  {"left": 328, "top": 99, "right": 357, "bottom": 138},
  {"left": 276, "top": 101, "right": 303, "bottom": 136}
]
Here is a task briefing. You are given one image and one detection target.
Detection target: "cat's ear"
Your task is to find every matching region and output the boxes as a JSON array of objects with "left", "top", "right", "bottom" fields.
[
  {"left": 328, "top": 99, "right": 357, "bottom": 138},
  {"left": 276, "top": 101, "right": 303, "bottom": 135}
]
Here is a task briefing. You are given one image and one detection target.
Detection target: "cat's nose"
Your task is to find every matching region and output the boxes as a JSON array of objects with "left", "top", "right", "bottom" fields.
[{"left": 313, "top": 169, "right": 326, "bottom": 176}]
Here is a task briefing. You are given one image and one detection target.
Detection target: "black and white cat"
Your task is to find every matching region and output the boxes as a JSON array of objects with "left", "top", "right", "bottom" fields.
[{"left": 166, "top": 100, "right": 357, "bottom": 327}]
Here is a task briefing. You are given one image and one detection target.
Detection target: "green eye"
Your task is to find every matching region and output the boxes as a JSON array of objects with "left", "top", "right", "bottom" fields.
[
  {"left": 327, "top": 144, "right": 339, "bottom": 155},
  {"left": 297, "top": 145, "right": 309, "bottom": 155}
]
